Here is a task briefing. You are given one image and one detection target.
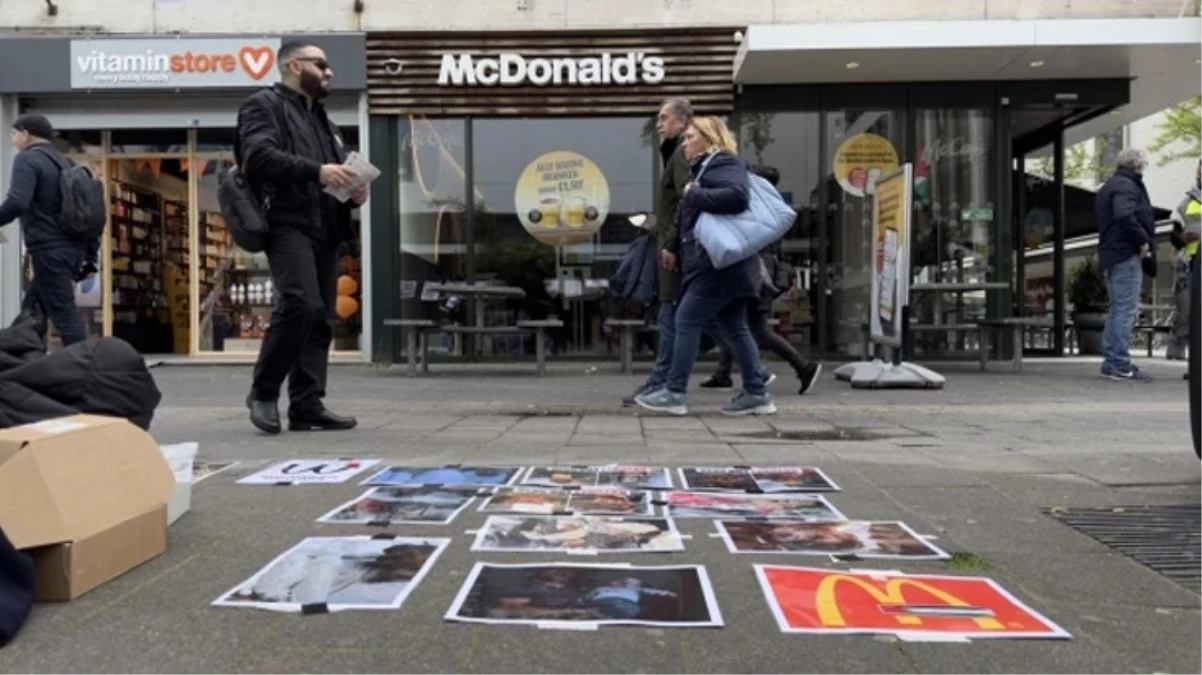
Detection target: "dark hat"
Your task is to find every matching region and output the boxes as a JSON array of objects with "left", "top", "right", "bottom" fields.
[{"left": 12, "top": 114, "right": 54, "bottom": 141}]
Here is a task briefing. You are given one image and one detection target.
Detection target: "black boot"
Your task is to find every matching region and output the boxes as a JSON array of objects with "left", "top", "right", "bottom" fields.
[{"left": 246, "top": 393, "right": 281, "bottom": 434}]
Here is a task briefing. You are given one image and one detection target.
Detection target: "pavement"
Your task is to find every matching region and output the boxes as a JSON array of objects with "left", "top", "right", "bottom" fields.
[{"left": 1, "top": 357, "right": 1199, "bottom": 674}]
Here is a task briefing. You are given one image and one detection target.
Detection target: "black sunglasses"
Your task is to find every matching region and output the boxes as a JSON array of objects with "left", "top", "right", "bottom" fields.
[{"left": 293, "top": 57, "right": 331, "bottom": 71}]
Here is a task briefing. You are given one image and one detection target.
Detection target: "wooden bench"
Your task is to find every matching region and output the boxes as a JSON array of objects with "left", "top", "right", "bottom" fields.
[
  {"left": 418, "top": 320, "right": 564, "bottom": 376},
  {"left": 383, "top": 318, "right": 436, "bottom": 376},
  {"left": 976, "top": 318, "right": 1061, "bottom": 372},
  {"left": 1134, "top": 323, "right": 1174, "bottom": 358},
  {"left": 604, "top": 319, "right": 648, "bottom": 373}
]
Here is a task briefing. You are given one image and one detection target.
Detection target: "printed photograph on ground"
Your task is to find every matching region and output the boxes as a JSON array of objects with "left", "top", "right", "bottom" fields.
[
  {"left": 361, "top": 465, "right": 521, "bottom": 487},
  {"left": 678, "top": 466, "right": 840, "bottom": 493},
  {"left": 213, "top": 536, "right": 450, "bottom": 612},
  {"left": 717, "top": 520, "right": 949, "bottom": 559},
  {"left": 446, "top": 563, "right": 723, "bottom": 628},
  {"left": 472, "top": 515, "right": 684, "bottom": 552},
  {"left": 521, "top": 465, "right": 672, "bottom": 490},
  {"left": 754, "top": 565, "right": 1072, "bottom": 639},
  {"left": 663, "top": 491, "right": 846, "bottom": 520},
  {"left": 317, "top": 487, "right": 481, "bottom": 525},
  {"left": 479, "top": 487, "right": 654, "bottom": 516},
  {"left": 192, "top": 461, "right": 238, "bottom": 484},
  {"left": 237, "top": 459, "right": 381, "bottom": 485}
]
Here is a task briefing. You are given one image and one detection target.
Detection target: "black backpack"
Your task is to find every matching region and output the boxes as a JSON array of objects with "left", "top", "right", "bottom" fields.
[
  {"left": 34, "top": 146, "right": 106, "bottom": 240},
  {"left": 219, "top": 90, "right": 291, "bottom": 253}
]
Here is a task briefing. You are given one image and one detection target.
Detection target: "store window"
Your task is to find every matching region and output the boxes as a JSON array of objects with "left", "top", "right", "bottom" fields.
[{"left": 109, "top": 128, "right": 188, "bottom": 154}]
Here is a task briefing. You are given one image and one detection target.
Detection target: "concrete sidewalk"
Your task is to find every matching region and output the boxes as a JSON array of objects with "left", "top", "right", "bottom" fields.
[{"left": 1, "top": 359, "right": 1198, "bottom": 674}]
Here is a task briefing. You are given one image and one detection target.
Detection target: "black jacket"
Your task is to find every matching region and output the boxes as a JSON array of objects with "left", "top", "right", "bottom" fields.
[
  {"left": 1096, "top": 167, "right": 1155, "bottom": 271},
  {"left": 676, "top": 151, "right": 760, "bottom": 301},
  {"left": 236, "top": 84, "right": 354, "bottom": 241},
  {"left": 655, "top": 135, "right": 691, "bottom": 300},
  {"left": 0, "top": 143, "right": 98, "bottom": 262}
]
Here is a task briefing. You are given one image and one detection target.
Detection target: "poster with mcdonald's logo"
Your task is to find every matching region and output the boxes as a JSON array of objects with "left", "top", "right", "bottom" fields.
[{"left": 754, "top": 565, "right": 1071, "bottom": 640}]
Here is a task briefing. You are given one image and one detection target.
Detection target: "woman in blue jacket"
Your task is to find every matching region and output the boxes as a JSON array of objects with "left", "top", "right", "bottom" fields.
[{"left": 635, "top": 116, "right": 774, "bottom": 416}]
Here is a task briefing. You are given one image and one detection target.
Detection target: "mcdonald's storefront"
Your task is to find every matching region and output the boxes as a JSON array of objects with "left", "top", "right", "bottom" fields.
[{"left": 0, "top": 33, "right": 371, "bottom": 358}]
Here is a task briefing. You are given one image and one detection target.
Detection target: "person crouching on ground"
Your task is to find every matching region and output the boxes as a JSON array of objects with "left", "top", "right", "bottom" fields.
[{"left": 635, "top": 116, "right": 774, "bottom": 417}]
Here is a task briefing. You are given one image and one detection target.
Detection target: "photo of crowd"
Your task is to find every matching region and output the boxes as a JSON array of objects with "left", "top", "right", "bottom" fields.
[
  {"left": 478, "top": 487, "right": 653, "bottom": 516},
  {"left": 678, "top": 466, "right": 840, "bottom": 493},
  {"left": 446, "top": 563, "right": 723, "bottom": 627},
  {"left": 213, "top": 536, "right": 449, "bottom": 612},
  {"left": 521, "top": 465, "right": 673, "bottom": 490},
  {"left": 316, "top": 486, "right": 480, "bottom": 525},
  {"left": 664, "top": 491, "right": 845, "bottom": 520},
  {"left": 717, "top": 520, "right": 949, "bottom": 559},
  {"left": 472, "top": 516, "right": 683, "bottom": 552}
]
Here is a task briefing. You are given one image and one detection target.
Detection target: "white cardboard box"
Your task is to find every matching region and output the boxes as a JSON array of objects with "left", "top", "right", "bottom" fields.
[{"left": 159, "top": 443, "right": 198, "bottom": 526}]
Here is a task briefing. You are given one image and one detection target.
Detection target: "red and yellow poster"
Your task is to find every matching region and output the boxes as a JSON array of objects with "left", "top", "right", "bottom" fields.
[{"left": 755, "top": 565, "right": 1071, "bottom": 640}]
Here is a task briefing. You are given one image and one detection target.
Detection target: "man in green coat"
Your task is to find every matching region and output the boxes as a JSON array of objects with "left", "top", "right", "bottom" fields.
[{"left": 622, "top": 98, "right": 692, "bottom": 407}]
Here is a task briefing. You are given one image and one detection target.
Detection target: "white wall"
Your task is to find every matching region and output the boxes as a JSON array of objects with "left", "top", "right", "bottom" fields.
[{"left": 0, "top": 0, "right": 1189, "bottom": 33}]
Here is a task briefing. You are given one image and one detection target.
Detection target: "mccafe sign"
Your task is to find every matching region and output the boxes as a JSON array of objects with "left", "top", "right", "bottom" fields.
[{"left": 383, "top": 52, "right": 667, "bottom": 87}]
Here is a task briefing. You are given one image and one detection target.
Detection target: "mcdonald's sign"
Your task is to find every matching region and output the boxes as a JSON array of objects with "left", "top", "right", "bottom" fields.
[{"left": 755, "top": 565, "right": 1071, "bottom": 640}]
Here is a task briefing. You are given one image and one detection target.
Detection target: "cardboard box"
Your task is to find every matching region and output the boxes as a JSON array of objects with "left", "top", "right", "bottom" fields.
[{"left": 0, "top": 415, "right": 174, "bottom": 601}]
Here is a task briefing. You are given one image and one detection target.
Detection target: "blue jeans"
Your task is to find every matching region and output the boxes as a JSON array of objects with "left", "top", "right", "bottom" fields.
[
  {"left": 644, "top": 300, "right": 677, "bottom": 389},
  {"left": 667, "top": 290, "right": 765, "bottom": 396},
  {"left": 22, "top": 246, "right": 86, "bottom": 346},
  {"left": 1102, "top": 255, "right": 1142, "bottom": 372}
]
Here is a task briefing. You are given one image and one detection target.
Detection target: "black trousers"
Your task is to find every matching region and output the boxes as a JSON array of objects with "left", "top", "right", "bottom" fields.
[
  {"left": 714, "top": 299, "right": 808, "bottom": 378},
  {"left": 251, "top": 225, "right": 339, "bottom": 412},
  {"left": 23, "top": 246, "right": 86, "bottom": 346}
]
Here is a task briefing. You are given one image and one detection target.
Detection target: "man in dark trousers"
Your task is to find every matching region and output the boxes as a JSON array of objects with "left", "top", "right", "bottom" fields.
[
  {"left": 0, "top": 114, "right": 98, "bottom": 346},
  {"left": 622, "top": 97, "right": 692, "bottom": 407},
  {"left": 238, "top": 41, "right": 363, "bottom": 434}
]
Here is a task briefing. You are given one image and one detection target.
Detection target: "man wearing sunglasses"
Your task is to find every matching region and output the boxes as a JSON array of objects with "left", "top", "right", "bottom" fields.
[{"left": 237, "top": 41, "right": 363, "bottom": 435}]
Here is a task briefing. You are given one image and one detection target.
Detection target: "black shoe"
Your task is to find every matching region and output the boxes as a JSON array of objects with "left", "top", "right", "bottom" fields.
[
  {"left": 798, "top": 362, "right": 823, "bottom": 395},
  {"left": 288, "top": 407, "right": 358, "bottom": 431},
  {"left": 246, "top": 394, "right": 282, "bottom": 435},
  {"left": 699, "top": 375, "right": 734, "bottom": 389}
]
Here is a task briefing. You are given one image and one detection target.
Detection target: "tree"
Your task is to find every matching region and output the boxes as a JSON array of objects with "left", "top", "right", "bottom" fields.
[
  {"left": 1029, "top": 141, "right": 1096, "bottom": 185},
  {"left": 1148, "top": 96, "right": 1201, "bottom": 167},
  {"left": 741, "top": 112, "right": 775, "bottom": 164}
]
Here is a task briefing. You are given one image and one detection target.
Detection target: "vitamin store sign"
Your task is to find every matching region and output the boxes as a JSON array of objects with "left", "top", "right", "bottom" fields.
[{"left": 70, "top": 38, "right": 282, "bottom": 89}]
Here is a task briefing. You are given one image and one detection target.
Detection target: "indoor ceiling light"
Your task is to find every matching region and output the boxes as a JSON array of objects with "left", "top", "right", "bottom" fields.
[
  {"left": 845, "top": 61, "right": 860, "bottom": 69},
  {"left": 1029, "top": 60, "right": 1045, "bottom": 68}
]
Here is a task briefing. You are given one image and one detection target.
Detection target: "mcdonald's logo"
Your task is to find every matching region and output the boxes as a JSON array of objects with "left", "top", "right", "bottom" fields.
[{"left": 816, "top": 574, "right": 1004, "bottom": 630}]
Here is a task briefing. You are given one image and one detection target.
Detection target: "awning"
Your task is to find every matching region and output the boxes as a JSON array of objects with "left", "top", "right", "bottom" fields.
[{"left": 733, "top": 18, "right": 1201, "bottom": 144}]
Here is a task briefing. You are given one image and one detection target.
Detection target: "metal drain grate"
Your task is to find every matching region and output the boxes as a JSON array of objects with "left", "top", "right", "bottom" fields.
[{"left": 1043, "top": 504, "right": 1201, "bottom": 594}]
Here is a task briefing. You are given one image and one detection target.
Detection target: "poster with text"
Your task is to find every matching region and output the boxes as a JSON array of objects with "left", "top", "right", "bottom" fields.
[
  {"left": 212, "top": 536, "right": 449, "bottom": 613},
  {"left": 361, "top": 465, "right": 520, "bottom": 487},
  {"left": 664, "top": 491, "right": 845, "bottom": 521},
  {"left": 446, "top": 563, "right": 723, "bottom": 628},
  {"left": 238, "top": 459, "right": 380, "bottom": 485},
  {"left": 479, "top": 487, "right": 654, "bottom": 516},
  {"left": 317, "top": 486, "right": 480, "bottom": 525},
  {"left": 514, "top": 150, "right": 611, "bottom": 247},
  {"left": 869, "top": 163, "right": 913, "bottom": 347},
  {"left": 678, "top": 467, "right": 840, "bottom": 493},
  {"left": 754, "top": 565, "right": 1071, "bottom": 640},
  {"left": 472, "top": 515, "right": 683, "bottom": 553},
  {"left": 717, "top": 521, "right": 949, "bottom": 559},
  {"left": 522, "top": 465, "right": 672, "bottom": 490},
  {"left": 832, "top": 132, "right": 900, "bottom": 198}
]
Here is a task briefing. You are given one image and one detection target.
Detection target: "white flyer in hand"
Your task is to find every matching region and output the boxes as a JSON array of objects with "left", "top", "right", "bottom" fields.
[{"left": 324, "top": 151, "right": 381, "bottom": 203}]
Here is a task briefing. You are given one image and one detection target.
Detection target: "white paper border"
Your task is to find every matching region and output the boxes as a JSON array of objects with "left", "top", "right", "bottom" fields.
[
  {"left": 315, "top": 487, "right": 480, "bottom": 526},
  {"left": 237, "top": 459, "right": 382, "bottom": 485},
  {"left": 661, "top": 490, "right": 846, "bottom": 521},
  {"left": 715, "top": 520, "right": 950, "bottom": 560},
  {"left": 519, "top": 465, "right": 673, "bottom": 491},
  {"left": 752, "top": 564, "right": 1072, "bottom": 640},
  {"left": 359, "top": 465, "right": 523, "bottom": 488},
  {"left": 192, "top": 460, "right": 240, "bottom": 484},
  {"left": 212, "top": 535, "right": 451, "bottom": 613},
  {"left": 470, "top": 515, "right": 685, "bottom": 554},
  {"left": 676, "top": 466, "right": 841, "bottom": 493},
  {"left": 445, "top": 562, "right": 724, "bottom": 628}
]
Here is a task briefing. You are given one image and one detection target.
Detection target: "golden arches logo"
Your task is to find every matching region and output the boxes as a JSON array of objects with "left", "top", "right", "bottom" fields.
[{"left": 815, "top": 575, "right": 1004, "bottom": 630}]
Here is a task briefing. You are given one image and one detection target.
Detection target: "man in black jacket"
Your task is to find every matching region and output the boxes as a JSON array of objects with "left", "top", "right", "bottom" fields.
[
  {"left": 238, "top": 41, "right": 363, "bottom": 434},
  {"left": 1095, "top": 147, "right": 1156, "bottom": 382},
  {"left": 0, "top": 115, "right": 97, "bottom": 346}
]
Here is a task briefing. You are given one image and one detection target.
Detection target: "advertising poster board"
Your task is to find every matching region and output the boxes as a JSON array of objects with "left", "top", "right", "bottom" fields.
[{"left": 869, "top": 164, "right": 913, "bottom": 347}]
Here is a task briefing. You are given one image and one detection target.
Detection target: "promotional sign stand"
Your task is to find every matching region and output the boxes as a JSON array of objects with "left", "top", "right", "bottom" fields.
[{"left": 833, "top": 164, "right": 945, "bottom": 390}]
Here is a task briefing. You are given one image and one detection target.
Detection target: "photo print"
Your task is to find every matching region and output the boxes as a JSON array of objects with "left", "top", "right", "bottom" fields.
[
  {"left": 716, "top": 520, "right": 949, "bottom": 559},
  {"left": 237, "top": 459, "right": 381, "bottom": 485},
  {"left": 213, "top": 536, "right": 449, "bottom": 613},
  {"left": 678, "top": 466, "right": 840, "bottom": 493},
  {"left": 754, "top": 565, "right": 1071, "bottom": 640},
  {"left": 521, "top": 465, "right": 672, "bottom": 490},
  {"left": 478, "top": 487, "right": 654, "bottom": 516},
  {"left": 446, "top": 563, "right": 723, "bottom": 628},
  {"left": 192, "top": 460, "right": 239, "bottom": 484},
  {"left": 317, "top": 486, "right": 481, "bottom": 525},
  {"left": 471, "top": 515, "right": 684, "bottom": 553},
  {"left": 361, "top": 465, "right": 521, "bottom": 487},
  {"left": 663, "top": 491, "right": 845, "bottom": 521}
]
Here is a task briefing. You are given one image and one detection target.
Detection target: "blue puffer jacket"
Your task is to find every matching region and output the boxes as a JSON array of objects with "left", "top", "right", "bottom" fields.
[
  {"left": 610, "top": 231, "right": 659, "bottom": 307},
  {"left": 676, "top": 151, "right": 760, "bottom": 300}
]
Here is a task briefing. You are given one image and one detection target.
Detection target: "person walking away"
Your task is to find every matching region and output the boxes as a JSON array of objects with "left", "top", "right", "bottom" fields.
[
  {"left": 238, "top": 42, "right": 365, "bottom": 433},
  {"left": 1166, "top": 160, "right": 1200, "bottom": 361},
  {"left": 622, "top": 98, "right": 693, "bottom": 407},
  {"left": 1095, "top": 148, "right": 1156, "bottom": 382},
  {"left": 698, "top": 164, "right": 822, "bottom": 395},
  {"left": 0, "top": 115, "right": 98, "bottom": 347},
  {"left": 635, "top": 116, "right": 773, "bottom": 416}
]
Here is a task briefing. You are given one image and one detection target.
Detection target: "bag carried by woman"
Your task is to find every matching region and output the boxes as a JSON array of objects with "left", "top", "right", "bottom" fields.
[{"left": 692, "top": 154, "right": 797, "bottom": 269}]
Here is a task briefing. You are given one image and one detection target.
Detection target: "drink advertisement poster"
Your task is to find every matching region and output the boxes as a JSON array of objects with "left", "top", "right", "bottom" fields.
[{"left": 869, "top": 164, "right": 913, "bottom": 347}]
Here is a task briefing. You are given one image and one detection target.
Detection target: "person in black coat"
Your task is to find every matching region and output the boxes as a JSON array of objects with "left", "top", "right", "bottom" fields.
[{"left": 634, "top": 117, "right": 775, "bottom": 417}]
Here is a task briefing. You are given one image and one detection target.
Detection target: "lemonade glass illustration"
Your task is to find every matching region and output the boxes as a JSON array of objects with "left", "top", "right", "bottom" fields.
[
  {"left": 536, "top": 197, "right": 561, "bottom": 228},
  {"left": 561, "top": 196, "right": 587, "bottom": 229}
]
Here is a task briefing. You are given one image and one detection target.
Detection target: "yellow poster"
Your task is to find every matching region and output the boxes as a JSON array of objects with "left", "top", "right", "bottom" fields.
[
  {"left": 832, "top": 133, "right": 899, "bottom": 198},
  {"left": 514, "top": 150, "right": 610, "bottom": 247},
  {"left": 870, "top": 164, "right": 912, "bottom": 346}
]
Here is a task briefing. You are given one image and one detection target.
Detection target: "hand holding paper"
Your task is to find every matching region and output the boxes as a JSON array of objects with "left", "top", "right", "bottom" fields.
[{"left": 323, "top": 151, "right": 381, "bottom": 203}]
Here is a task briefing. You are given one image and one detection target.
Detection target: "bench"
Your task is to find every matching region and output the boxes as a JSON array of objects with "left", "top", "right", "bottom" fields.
[
  {"left": 383, "top": 319, "right": 436, "bottom": 376},
  {"left": 386, "top": 319, "right": 564, "bottom": 376},
  {"left": 604, "top": 319, "right": 649, "bottom": 373},
  {"left": 976, "top": 318, "right": 1060, "bottom": 372},
  {"left": 1134, "top": 323, "right": 1174, "bottom": 358}
]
